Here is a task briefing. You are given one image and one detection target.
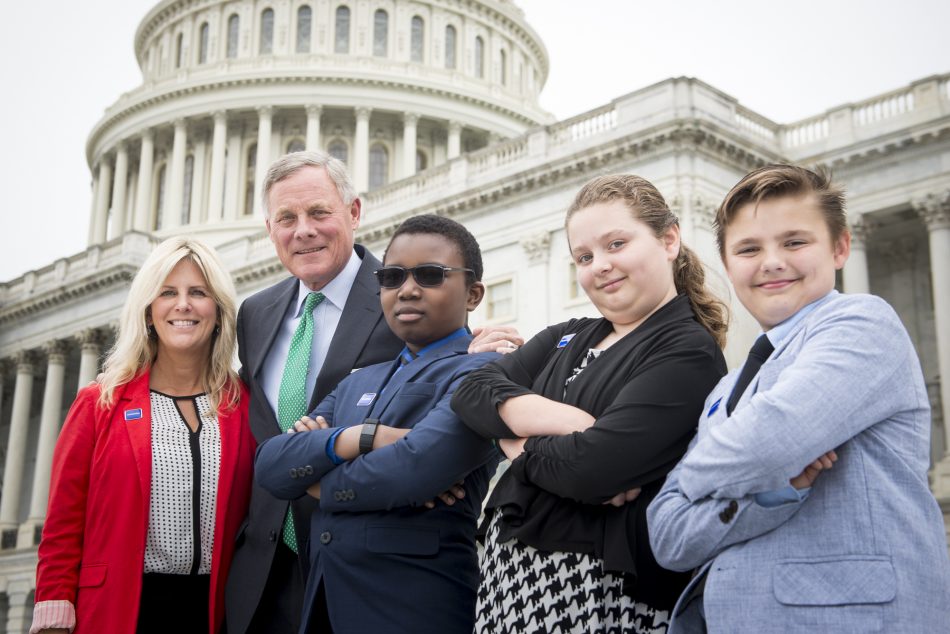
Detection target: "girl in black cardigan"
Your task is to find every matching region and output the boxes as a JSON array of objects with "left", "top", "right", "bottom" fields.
[{"left": 451, "top": 174, "right": 728, "bottom": 633}]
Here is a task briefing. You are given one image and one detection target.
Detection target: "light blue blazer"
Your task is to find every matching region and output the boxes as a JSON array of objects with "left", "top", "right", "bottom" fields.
[{"left": 648, "top": 293, "right": 950, "bottom": 633}]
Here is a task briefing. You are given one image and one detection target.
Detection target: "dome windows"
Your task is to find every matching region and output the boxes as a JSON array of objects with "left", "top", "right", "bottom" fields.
[
  {"left": 475, "top": 36, "right": 484, "bottom": 78},
  {"left": 410, "top": 16, "right": 424, "bottom": 63},
  {"left": 444, "top": 25, "right": 456, "bottom": 69},
  {"left": 226, "top": 14, "right": 240, "bottom": 59},
  {"left": 198, "top": 22, "right": 209, "bottom": 64},
  {"left": 335, "top": 6, "right": 351, "bottom": 54},
  {"left": 260, "top": 9, "right": 275, "bottom": 55},
  {"left": 297, "top": 6, "right": 312, "bottom": 53},
  {"left": 373, "top": 10, "right": 388, "bottom": 57}
]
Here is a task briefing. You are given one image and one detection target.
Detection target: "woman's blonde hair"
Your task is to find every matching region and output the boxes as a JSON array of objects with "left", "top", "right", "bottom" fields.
[
  {"left": 566, "top": 174, "right": 729, "bottom": 348},
  {"left": 98, "top": 237, "right": 239, "bottom": 414}
]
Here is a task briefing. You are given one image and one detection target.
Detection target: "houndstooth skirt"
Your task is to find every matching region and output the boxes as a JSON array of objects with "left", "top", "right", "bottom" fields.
[{"left": 475, "top": 510, "right": 670, "bottom": 634}]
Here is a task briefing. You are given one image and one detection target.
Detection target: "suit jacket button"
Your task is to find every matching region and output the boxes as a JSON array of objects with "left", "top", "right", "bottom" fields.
[
  {"left": 719, "top": 510, "right": 731, "bottom": 524},
  {"left": 319, "top": 531, "right": 332, "bottom": 545},
  {"left": 728, "top": 500, "right": 739, "bottom": 514},
  {"left": 305, "top": 465, "right": 314, "bottom": 475},
  {"left": 333, "top": 491, "right": 342, "bottom": 502},
  {"left": 347, "top": 489, "right": 355, "bottom": 500},
  {"left": 268, "top": 530, "right": 278, "bottom": 542},
  {"left": 289, "top": 467, "right": 298, "bottom": 479}
]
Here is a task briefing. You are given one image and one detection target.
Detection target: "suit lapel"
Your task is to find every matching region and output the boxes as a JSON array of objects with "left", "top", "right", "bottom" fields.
[
  {"left": 247, "top": 277, "right": 299, "bottom": 380},
  {"left": 119, "top": 372, "right": 153, "bottom": 507},
  {"left": 369, "top": 337, "right": 468, "bottom": 420},
  {"left": 311, "top": 250, "right": 385, "bottom": 410}
]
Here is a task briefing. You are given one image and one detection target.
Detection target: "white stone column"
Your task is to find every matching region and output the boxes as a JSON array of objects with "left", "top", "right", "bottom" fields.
[
  {"left": 519, "top": 231, "right": 552, "bottom": 337},
  {"left": 190, "top": 131, "right": 208, "bottom": 224},
  {"left": 207, "top": 111, "right": 227, "bottom": 223},
  {"left": 844, "top": 215, "right": 872, "bottom": 294},
  {"left": 306, "top": 105, "right": 322, "bottom": 151},
  {"left": 134, "top": 129, "right": 155, "bottom": 231},
  {"left": 447, "top": 120, "right": 462, "bottom": 159},
  {"left": 401, "top": 112, "right": 419, "bottom": 179},
  {"left": 76, "top": 329, "right": 103, "bottom": 390},
  {"left": 87, "top": 173, "right": 100, "bottom": 245},
  {"left": 19, "top": 342, "right": 68, "bottom": 548},
  {"left": 91, "top": 159, "right": 112, "bottom": 245},
  {"left": 916, "top": 192, "right": 950, "bottom": 500},
  {"left": 354, "top": 107, "right": 371, "bottom": 192},
  {"left": 254, "top": 106, "right": 274, "bottom": 216},
  {"left": 109, "top": 143, "right": 130, "bottom": 240},
  {"left": 224, "top": 127, "right": 243, "bottom": 220},
  {"left": 0, "top": 353, "right": 35, "bottom": 537},
  {"left": 167, "top": 119, "right": 188, "bottom": 229},
  {"left": 4, "top": 579, "right": 33, "bottom": 634}
]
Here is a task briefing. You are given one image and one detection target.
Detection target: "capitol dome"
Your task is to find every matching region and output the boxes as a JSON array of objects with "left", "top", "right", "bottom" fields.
[{"left": 84, "top": 0, "right": 552, "bottom": 247}]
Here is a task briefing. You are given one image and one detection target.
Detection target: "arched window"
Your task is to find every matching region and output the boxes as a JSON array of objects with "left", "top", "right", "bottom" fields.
[
  {"left": 175, "top": 33, "right": 184, "bottom": 68},
  {"left": 260, "top": 9, "right": 274, "bottom": 54},
  {"left": 182, "top": 154, "right": 194, "bottom": 225},
  {"left": 297, "top": 5, "right": 312, "bottom": 53},
  {"left": 335, "top": 6, "right": 350, "bottom": 54},
  {"left": 474, "top": 36, "right": 484, "bottom": 78},
  {"left": 369, "top": 144, "right": 389, "bottom": 190},
  {"left": 227, "top": 14, "right": 240, "bottom": 58},
  {"left": 415, "top": 150, "right": 428, "bottom": 172},
  {"left": 444, "top": 25, "right": 456, "bottom": 69},
  {"left": 154, "top": 164, "right": 167, "bottom": 230},
  {"left": 198, "top": 22, "right": 209, "bottom": 64},
  {"left": 410, "top": 16, "right": 424, "bottom": 63},
  {"left": 499, "top": 49, "right": 507, "bottom": 85},
  {"left": 244, "top": 143, "right": 257, "bottom": 216},
  {"left": 373, "top": 9, "right": 388, "bottom": 57},
  {"left": 286, "top": 138, "right": 306, "bottom": 153},
  {"left": 328, "top": 140, "right": 348, "bottom": 165}
]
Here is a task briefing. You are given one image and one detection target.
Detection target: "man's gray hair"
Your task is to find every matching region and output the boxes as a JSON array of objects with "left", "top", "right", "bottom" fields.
[{"left": 261, "top": 150, "right": 357, "bottom": 214}]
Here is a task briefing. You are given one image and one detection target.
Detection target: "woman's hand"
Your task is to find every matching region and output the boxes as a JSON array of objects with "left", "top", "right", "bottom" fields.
[
  {"left": 468, "top": 326, "right": 525, "bottom": 354},
  {"left": 602, "top": 488, "right": 641, "bottom": 507},
  {"left": 790, "top": 450, "right": 838, "bottom": 489},
  {"left": 424, "top": 481, "right": 466, "bottom": 508}
]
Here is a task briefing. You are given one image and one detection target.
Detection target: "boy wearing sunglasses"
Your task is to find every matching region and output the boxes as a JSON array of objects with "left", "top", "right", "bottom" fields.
[{"left": 255, "top": 214, "right": 500, "bottom": 634}]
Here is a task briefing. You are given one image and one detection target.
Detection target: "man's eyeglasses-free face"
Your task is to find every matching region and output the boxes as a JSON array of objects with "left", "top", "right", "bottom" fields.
[{"left": 374, "top": 265, "right": 474, "bottom": 289}]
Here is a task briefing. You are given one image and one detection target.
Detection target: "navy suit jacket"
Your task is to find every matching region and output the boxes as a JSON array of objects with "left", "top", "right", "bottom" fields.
[{"left": 256, "top": 335, "right": 499, "bottom": 634}]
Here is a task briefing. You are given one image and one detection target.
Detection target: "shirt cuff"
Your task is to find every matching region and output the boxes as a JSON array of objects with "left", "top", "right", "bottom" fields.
[
  {"left": 755, "top": 485, "right": 810, "bottom": 508},
  {"left": 325, "top": 427, "right": 347, "bottom": 465},
  {"left": 30, "top": 600, "right": 76, "bottom": 633}
]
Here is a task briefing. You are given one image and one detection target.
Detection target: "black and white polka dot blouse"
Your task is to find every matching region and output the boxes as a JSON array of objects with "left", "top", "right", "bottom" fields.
[{"left": 144, "top": 391, "right": 221, "bottom": 575}]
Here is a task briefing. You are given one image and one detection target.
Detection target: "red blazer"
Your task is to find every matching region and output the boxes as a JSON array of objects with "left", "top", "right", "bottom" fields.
[{"left": 34, "top": 371, "right": 255, "bottom": 634}]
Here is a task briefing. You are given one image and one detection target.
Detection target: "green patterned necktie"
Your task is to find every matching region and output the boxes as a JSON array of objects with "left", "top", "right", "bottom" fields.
[{"left": 277, "top": 291, "right": 325, "bottom": 552}]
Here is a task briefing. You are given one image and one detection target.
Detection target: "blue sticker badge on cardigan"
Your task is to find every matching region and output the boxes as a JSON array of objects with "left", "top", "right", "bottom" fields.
[
  {"left": 124, "top": 408, "right": 143, "bottom": 421},
  {"left": 556, "top": 334, "right": 576, "bottom": 348},
  {"left": 357, "top": 393, "right": 377, "bottom": 407},
  {"left": 707, "top": 398, "right": 722, "bottom": 417}
]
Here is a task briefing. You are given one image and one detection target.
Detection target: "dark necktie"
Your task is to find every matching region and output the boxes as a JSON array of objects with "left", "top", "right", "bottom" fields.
[{"left": 726, "top": 334, "right": 774, "bottom": 416}]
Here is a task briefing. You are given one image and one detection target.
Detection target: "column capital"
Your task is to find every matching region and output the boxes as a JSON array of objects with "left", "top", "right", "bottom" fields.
[
  {"left": 520, "top": 230, "right": 551, "bottom": 264},
  {"left": 43, "top": 340, "right": 69, "bottom": 365},
  {"left": 257, "top": 105, "right": 274, "bottom": 118},
  {"left": 114, "top": 140, "right": 128, "bottom": 153},
  {"left": 212, "top": 110, "right": 228, "bottom": 124},
  {"left": 75, "top": 328, "right": 104, "bottom": 350},
  {"left": 355, "top": 107, "right": 372, "bottom": 121},
  {"left": 173, "top": 118, "right": 187, "bottom": 131},
  {"left": 848, "top": 214, "right": 878, "bottom": 246},
  {"left": 403, "top": 112, "right": 419, "bottom": 126},
  {"left": 14, "top": 350, "right": 36, "bottom": 372},
  {"left": 140, "top": 127, "right": 154, "bottom": 141},
  {"left": 913, "top": 191, "right": 950, "bottom": 231},
  {"left": 448, "top": 120, "right": 462, "bottom": 133},
  {"left": 306, "top": 104, "right": 323, "bottom": 117}
]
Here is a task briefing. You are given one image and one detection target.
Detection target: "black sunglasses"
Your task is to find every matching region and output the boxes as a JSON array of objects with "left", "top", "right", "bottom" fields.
[{"left": 374, "top": 265, "right": 474, "bottom": 289}]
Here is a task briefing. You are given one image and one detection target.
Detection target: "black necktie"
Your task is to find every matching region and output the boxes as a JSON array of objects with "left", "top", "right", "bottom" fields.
[{"left": 726, "top": 334, "right": 774, "bottom": 416}]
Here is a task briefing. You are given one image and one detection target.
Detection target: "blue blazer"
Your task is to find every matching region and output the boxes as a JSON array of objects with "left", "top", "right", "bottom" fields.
[
  {"left": 647, "top": 293, "right": 950, "bottom": 633},
  {"left": 255, "top": 335, "right": 499, "bottom": 634}
]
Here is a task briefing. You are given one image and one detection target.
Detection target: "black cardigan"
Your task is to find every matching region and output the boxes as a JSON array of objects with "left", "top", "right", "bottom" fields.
[{"left": 450, "top": 294, "right": 726, "bottom": 608}]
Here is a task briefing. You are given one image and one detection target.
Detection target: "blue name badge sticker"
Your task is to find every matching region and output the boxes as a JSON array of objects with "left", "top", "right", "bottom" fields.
[
  {"left": 357, "top": 393, "right": 377, "bottom": 407},
  {"left": 707, "top": 397, "right": 722, "bottom": 417},
  {"left": 556, "top": 334, "right": 577, "bottom": 349},
  {"left": 124, "top": 408, "right": 143, "bottom": 421}
]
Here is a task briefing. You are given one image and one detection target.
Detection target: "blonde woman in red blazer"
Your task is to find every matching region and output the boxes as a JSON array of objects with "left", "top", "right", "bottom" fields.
[{"left": 31, "top": 237, "right": 255, "bottom": 634}]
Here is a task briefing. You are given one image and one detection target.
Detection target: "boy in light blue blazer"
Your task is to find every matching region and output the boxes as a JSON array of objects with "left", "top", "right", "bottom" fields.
[
  {"left": 255, "top": 214, "right": 500, "bottom": 634},
  {"left": 648, "top": 164, "right": 950, "bottom": 633}
]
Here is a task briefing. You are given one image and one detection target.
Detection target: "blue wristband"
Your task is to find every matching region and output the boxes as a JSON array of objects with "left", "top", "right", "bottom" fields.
[{"left": 325, "top": 427, "right": 347, "bottom": 465}]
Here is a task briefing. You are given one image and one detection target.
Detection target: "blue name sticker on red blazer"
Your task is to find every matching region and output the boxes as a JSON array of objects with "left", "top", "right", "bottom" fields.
[
  {"left": 124, "top": 408, "right": 143, "bottom": 421},
  {"left": 707, "top": 398, "right": 722, "bottom": 417},
  {"left": 557, "top": 334, "right": 577, "bottom": 349},
  {"left": 357, "top": 393, "right": 377, "bottom": 407}
]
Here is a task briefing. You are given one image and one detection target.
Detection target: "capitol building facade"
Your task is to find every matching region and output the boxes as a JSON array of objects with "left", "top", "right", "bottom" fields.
[{"left": 0, "top": 0, "right": 949, "bottom": 629}]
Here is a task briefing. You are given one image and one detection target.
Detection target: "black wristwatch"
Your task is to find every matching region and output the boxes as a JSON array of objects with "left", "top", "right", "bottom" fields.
[{"left": 359, "top": 418, "right": 380, "bottom": 455}]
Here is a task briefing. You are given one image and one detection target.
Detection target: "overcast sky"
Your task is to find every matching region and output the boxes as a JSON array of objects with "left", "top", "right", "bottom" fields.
[{"left": 1, "top": 0, "right": 948, "bottom": 281}]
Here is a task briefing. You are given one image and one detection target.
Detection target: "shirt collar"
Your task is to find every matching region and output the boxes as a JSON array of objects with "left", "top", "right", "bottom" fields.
[
  {"left": 293, "top": 249, "right": 362, "bottom": 317},
  {"left": 764, "top": 290, "right": 837, "bottom": 348},
  {"left": 400, "top": 328, "right": 469, "bottom": 363}
]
